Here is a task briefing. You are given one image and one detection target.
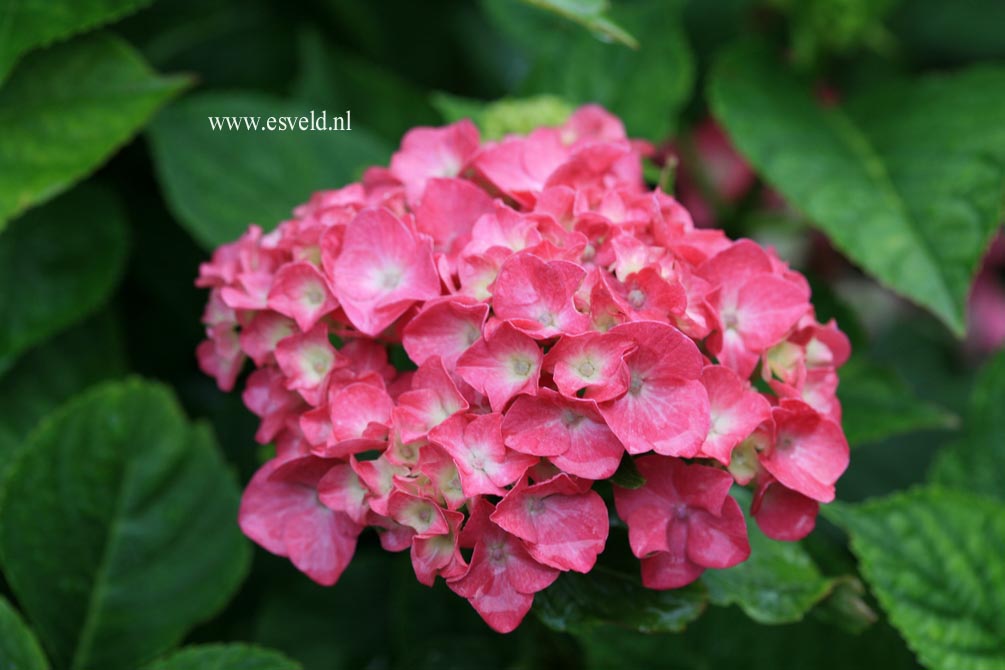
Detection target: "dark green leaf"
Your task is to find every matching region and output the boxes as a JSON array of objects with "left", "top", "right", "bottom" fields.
[
  {"left": 143, "top": 644, "right": 302, "bottom": 670},
  {"left": 701, "top": 491, "right": 835, "bottom": 624},
  {"left": 0, "top": 0, "right": 152, "bottom": 83},
  {"left": 0, "top": 597, "right": 49, "bottom": 670},
  {"left": 517, "top": 0, "right": 638, "bottom": 48},
  {"left": 535, "top": 566, "right": 707, "bottom": 634},
  {"left": 0, "top": 33, "right": 187, "bottom": 228},
  {"left": 579, "top": 607, "right": 921, "bottom": 670},
  {"left": 147, "top": 92, "right": 392, "bottom": 249},
  {"left": 709, "top": 41, "right": 1005, "bottom": 335},
  {"left": 770, "top": 0, "right": 897, "bottom": 67},
  {"left": 827, "top": 488, "right": 1005, "bottom": 670},
  {"left": 0, "top": 187, "right": 128, "bottom": 364},
  {"left": 609, "top": 454, "right": 645, "bottom": 490},
  {"left": 0, "top": 312, "right": 125, "bottom": 477},
  {"left": 293, "top": 28, "right": 439, "bottom": 144},
  {"left": 431, "top": 93, "right": 574, "bottom": 140},
  {"left": 485, "top": 0, "right": 694, "bottom": 139},
  {"left": 930, "top": 350, "right": 1005, "bottom": 501},
  {"left": 839, "top": 356, "right": 958, "bottom": 447},
  {"left": 0, "top": 379, "right": 251, "bottom": 670},
  {"left": 810, "top": 576, "right": 879, "bottom": 634}
]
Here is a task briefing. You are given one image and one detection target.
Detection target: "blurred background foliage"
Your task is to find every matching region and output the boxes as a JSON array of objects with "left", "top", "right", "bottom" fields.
[{"left": 0, "top": 0, "right": 1003, "bottom": 668}]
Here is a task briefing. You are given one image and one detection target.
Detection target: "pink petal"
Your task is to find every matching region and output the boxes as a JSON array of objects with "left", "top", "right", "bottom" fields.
[
  {"left": 502, "top": 389, "right": 623, "bottom": 480},
  {"left": 414, "top": 177, "right": 495, "bottom": 255},
  {"left": 401, "top": 296, "right": 489, "bottom": 369},
  {"left": 544, "top": 331, "right": 635, "bottom": 402},
  {"left": 331, "top": 208, "right": 441, "bottom": 336},
  {"left": 430, "top": 413, "right": 537, "bottom": 497},
  {"left": 760, "top": 401, "right": 850, "bottom": 503},
  {"left": 699, "top": 365, "right": 772, "bottom": 465},
  {"left": 752, "top": 478, "right": 820, "bottom": 541},
  {"left": 455, "top": 322, "right": 543, "bottom": 411},
  {"left": 490, "top": 252, "right": 589, "bottom": 338},
  {"left": 267, "top": 261, "right": 339, "bottom": 332},
  {"left": 685, "top": 497, "right": 750, "bottom": 569},
  {"left": 492, "top": 475, "right": 609, "bottom": 573}
]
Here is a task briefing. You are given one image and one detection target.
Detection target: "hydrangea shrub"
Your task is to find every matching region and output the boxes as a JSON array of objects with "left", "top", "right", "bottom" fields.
[{"left": 196, "top": 106, "right": 850, "bottom": 633}]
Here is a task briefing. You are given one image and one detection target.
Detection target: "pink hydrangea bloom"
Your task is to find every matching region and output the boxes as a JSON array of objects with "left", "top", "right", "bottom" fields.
[{"left": 195, "top": 106, "right": 851, "bottom": 632}]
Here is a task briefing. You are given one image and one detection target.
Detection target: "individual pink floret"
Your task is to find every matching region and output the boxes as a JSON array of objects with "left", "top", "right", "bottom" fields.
[
  {"left": 240, "top": 456, "right": 363, "bottom": 586},
  {"left": 759, "top": 399, "right": 850, "bottom": 503},
  {"left": 490, "top": 252, "right": 589, "bottom": 338},
  {"left": 491, "top": 473, "right": 609, "bottom": 573},
  {"left": 698, "top": 365, "right": 772, "bottom": 465},
  {"left": 402, "top": 297, "right": 489, "bottom": 368},
  {"left": 330, "top": 208, "right": 441, "bottom": 336},
  {"left": 502, "top": 389, "right": 624, "bottom": 480},
  {"left": 447, "top": 499, "right": 560, "bottom": 633},
  {"left": 544, "top": 330, "right": 636, "bottom": 401},
  {"left": 597, "top": 321, "right": 709, "bottom": 458},
  {"left": 614, "top": 456, "right": 750, "bottom": 589},
  {"left": 267, "top": 260, "right": 339, "bottom": 332},
  {"left": 429, "top": 412, "right": 538, "bottom": 497},
  {"left": 274, "top": 323, "right": 343, "bottom": 406},
  {"left": 455, "top": 321, "right": 543, "bottom": 411},
  {"left": 390, "top": 119, "right": 481, "bottom": 204}
]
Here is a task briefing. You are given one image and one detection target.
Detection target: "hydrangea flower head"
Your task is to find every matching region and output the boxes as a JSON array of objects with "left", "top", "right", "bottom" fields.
[{"left": 196, "top": 105, "right": 851, "bottom": 633}]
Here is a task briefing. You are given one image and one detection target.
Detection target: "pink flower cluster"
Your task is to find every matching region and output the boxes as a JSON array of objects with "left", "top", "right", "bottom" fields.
[{"left": 196, "top": 106, "right": 851, "bottom": 633}]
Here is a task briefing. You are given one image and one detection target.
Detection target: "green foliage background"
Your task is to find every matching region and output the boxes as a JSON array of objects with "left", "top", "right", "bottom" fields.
[{"left": 0, "top": 0, "right": 1003, "bottom": 668}]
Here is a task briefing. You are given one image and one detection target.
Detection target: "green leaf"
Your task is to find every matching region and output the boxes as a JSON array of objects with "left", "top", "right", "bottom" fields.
[
  {"left": 293, "top": 28, "right": 439, "bottom": 144},
  {"left": 516, "top": 0, "right": 638, "bottom": 48},
  {"left": 535, "top": 566, "right": 707, "bottom": 634},
  {"left": 839, "top": 356, "right": 958, "bottom": 447},
  {"left": 0, "top": 0, "right": 152, "bottom": 83},
  {"left": 579, "top": 607, "right": 922, "bottom": 670},
  {"left": 0, "top": 379, "right": 251, "bottom": 670},
  {"left": 700, "top": 491, "right": 835, "bottom": 624},
  {"left": 828, "top": 488, "right": 1005, "bottom": 670},
  {"left": 608, "top": 453, "right": 645, "bottom": 490},
  {"left": 0, "top": 33, "right": 187, "bottom": 228},
  {"left": 0, "top": 186, "right": 128, "bottom": 364},
  {"left": 485, "top": 0, "right": 694, "bottom": 139},
  {"left": 0, "top": 597, "right": 49, "bottom": 670},
  {"left": 147, "top": 92, "right": 392, "bottom": 250},
  {"left": 143, "top": 644, "right": 302, "bottom": 670},
  {"left": 769, "top": 0, "right": 897, "bottom": 67},
  {"left": 431, "top": 93, "right": 575, "bottom": 140},
  {"left": 930, "top": 350, "right": 1005, "bottom": 501},
  {"left": 0, "top": 312, "right": 125, "bottom": 478},
  {"left": 708, "top": 41, "right": 1005, "bottom": 335}
]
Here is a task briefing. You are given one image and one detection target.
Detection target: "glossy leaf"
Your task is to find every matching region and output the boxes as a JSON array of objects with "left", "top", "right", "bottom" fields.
[
  {"left": 0, "top": 187, "right": 128, "bottom": 365},
  {"left": 709, "top": 41, "right": 1005, "bottom": 335},
  {"left": 147, "top": 92, "right": 392, "bottom": 249},
  {"left": 828, "top": 488, "right": 1005, "bottom": 670},
  {"left": 143, "top": 644, "right": 302, "bottom": 670},
  {"left": 0, "top": 380, "right": 251, "bottom": 670},
  {"left": 535, "top": 566, "right": 707, "bottom": 634},
  {"left": 579, "top": 607, "right": 921, "bottom": 670},
  {"left": 0, "top": 312, "right": 125, "bottom": 477},
  {"left": 701, "top": 491, "right": 835, "bottom": 624},
  {"left": 0, "top": 33, "right": 186, "bottom": 228},
  {"left": 0, "top": 0, "right": 152, "bottom": 82},
  {"left": 839, "top": 356, "right": 958, "bottom": 447},
  {"left": 0, "top": 597, "right": 49, "bottom": 670},
  {"left": 485, "top": 0, "right": 694, "bottom": 139},
  {"left": 930, "top": 350, "right": 1005, "bottom": 500},
  {"left": 293, "top": 28, "right": 439, "bottom": 143},
  {"left": 517, "top": 0, "right": 637, "bottom": 48}
]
